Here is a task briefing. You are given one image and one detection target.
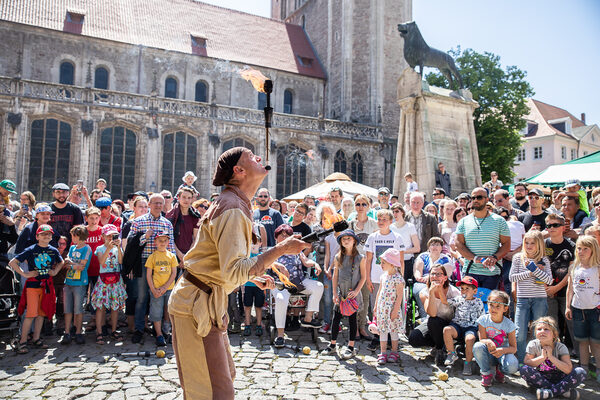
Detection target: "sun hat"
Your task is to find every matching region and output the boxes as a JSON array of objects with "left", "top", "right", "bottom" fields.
[
  {"left": 101, "top": 224, "right": 119, "bottom": 236},
  {"left": 379, "top": 248, "right": 403, "bottom": 268},
  {"left": 36, "top": 224, "right": 54, "bottom": 235},
  {"left": 0, "top": 179, "right": 17, "bottom": 194},
  {"left": 183, "top": 171, "right": 198, "bottom": 182},
  {"left": 336, "top": 229, "right": 359, "bottom": 244},
  {"left": 564, "top": 179, "right": 581, "bottom": 189}
]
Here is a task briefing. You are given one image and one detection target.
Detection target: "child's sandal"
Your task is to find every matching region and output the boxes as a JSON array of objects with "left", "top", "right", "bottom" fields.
[
  {"left": 387, "top": 352, "right": 399, "bottom": 363},
  {"left": 15, "top": 341, "right": 29, "bottom": 354},
  {"left": 32, "top": 339, "right": 48, "bottom": 349},
  {"left": 96, "top": 334, "right": 105, "bottom": 345},
  {"left": 110, "top": 331, "right": 123, "bottom": 342},
  {"left": 377, "top": 353, "right": 387, "bottom": 365}
]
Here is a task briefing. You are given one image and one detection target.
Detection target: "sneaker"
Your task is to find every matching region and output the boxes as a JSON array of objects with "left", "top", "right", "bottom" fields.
[
  {"left": 132, "top": 330, "right": 143, "bottom": 344},
  {"left": 75, "top": 333, "right": 85, "bottom": 345},
  {"left": 565, "top": 389, "right": 580, "bottom": 400},
  {"left": 255, "top": 326, "right": 263, "bottom": 337},
  {"left": 59, "top": 333, "right": 71, "bottom": 345},
  {"left": 366, "top": 338, "right": 379, "bottom": 352},
  {"left": 321, "top": 344, "right": 337, "bottom": 356},
  {"left": 319, "top": 323, "right": 330, "bottom": 334},
  {"left": 481, "top": 373, "right": 493, "bottom": 387},
  {"left": 300, "top": 319, "right": 322, "bottom": 329},
  {"left": 156, "top": 335, "right": 166, "bottom": 347},
  {"left": 340, "top": 346, "right": 356, "bottom": 360},
  {"left": 536, "top": 388, "right": 552, "bottom": 399},
  {"left": 494, "top": 366, "right": 505, "bottom": 383},
  {"left": 243, "top": 325, "right": 251, "bottom": 336},
  {"left": 274, "top": 336, "right": 285, "bottom": 348},
  {"left": 444, "top": 352, "right": 459, "bottom": 366},
  {"left": 462, "top": 361, "right": 473, "bottom": 376}
]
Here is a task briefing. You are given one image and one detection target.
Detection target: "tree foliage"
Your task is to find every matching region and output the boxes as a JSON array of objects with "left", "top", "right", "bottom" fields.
[{"left": 425, "top": 48, "right": 534, "bottom": 181}]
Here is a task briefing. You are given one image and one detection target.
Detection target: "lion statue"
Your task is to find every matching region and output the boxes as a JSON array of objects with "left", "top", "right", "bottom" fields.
[{"left": 397, "top": 21, "right": 463, "bottom": 89}]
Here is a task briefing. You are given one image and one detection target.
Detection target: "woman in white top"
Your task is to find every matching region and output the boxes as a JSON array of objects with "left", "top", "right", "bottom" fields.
[
  {"left": 438, "top": 200, "right": 458, "bottom": 246},
  {"left": 390, "top": 203, "right": 420, "bottom": 282}
]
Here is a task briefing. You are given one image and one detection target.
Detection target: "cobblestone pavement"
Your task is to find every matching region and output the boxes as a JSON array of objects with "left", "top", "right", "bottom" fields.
[{"left": 1, "top": 326, "right": 599, "bottom": 399}]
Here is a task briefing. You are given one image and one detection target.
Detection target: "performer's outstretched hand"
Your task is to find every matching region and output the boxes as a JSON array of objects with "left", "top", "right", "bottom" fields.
[
  {"left": 252, "top": 275, "right": 275, "bottom": 290},
  {"left": 277, "top": 234, "right": 311, "bottom": 255}
]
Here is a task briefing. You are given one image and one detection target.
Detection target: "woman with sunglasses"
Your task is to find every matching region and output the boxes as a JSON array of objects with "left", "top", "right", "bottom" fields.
[
  {"left": 349, "top": 194, "right": 379, "bottom": 339},
  {"left": 408, "top": 263, "right": 461, "bottom": 365},
  {"left": 192, "top": 198, "right": 210, "bottom": 217}
]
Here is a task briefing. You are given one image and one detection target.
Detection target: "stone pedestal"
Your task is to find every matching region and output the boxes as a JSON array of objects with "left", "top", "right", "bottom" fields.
[{"left": 393, "top": 68, "right": 481, "bottom": 199}]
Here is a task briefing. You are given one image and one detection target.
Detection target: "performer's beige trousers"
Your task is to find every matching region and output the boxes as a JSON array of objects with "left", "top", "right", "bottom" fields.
[{"left": 171, "top": 314, "right": 235, "bottom": 400}]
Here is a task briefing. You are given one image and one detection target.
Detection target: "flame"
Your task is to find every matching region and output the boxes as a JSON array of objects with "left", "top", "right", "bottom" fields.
[
  {"left": 270, "top": 264, "right": 296, "bottom": 288},
  {"left": 321, "top": 210, "right": 343, "bottom": 230},
  {"left": 240, "top": 67, "right": 268, "bottom": 93}
]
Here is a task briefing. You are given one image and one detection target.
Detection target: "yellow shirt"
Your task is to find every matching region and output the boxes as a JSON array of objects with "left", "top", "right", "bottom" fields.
[
  {"left": 168, "top": 185, "right": 258, "bottom": 337},
  {"left": 145, "top": 250, "right": 178, "bottom": 290}
]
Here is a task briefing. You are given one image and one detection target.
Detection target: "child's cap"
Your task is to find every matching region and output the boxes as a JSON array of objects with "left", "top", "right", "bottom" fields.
[
  {"left": 336, "top": 229, "right": 359, "bottom": 244},
  {"left": 379, "top": 248, "right": 403, "bottom": 268},
  {"left": 36, "top": 224, "right": 54, "bottom": 235},
  {"left": 95, "top": 197, "right": 112, "bottom": 208},
  {"left": 457, "top": 275, "right": 478, "bottom": 289},
  {"left": 155, "top": 231, "right": 170, "bottom": 239},
  {"left": 35, "top": 204, "right": 54, "bottom": 214},
  {"left": 101, "top": 224, "right": 119, "bottom": 236},
  {"left": 564, "top": 178, "right": 581, "bottom": 188}
]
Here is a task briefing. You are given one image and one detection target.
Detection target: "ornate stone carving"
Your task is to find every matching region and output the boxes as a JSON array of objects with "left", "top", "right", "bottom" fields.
[
  {"left": 146, "top": 127, "right": 158, "bottom": 139},
  {"left": 7, "top": 112, "right": 22, "bottom": 128},
  {"left": 81, "top": 119, "right": 94, "bottom": 135}
]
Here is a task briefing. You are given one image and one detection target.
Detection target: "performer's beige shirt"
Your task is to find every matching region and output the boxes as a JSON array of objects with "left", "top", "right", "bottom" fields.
[{"left": 168, "top": 185, "right": 258, "bottom": 337}]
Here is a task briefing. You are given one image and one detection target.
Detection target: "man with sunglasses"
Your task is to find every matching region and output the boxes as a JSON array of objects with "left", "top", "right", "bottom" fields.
[
  {"left": 493, "top": 189, "right": 522, "bottom": 218},
  {"left": 289, "top": 202, "right": 312, "bottom": 238},
  {"left": 517, "top": 188, "right": 548, "bottom": 231},
  {"left": 455, "top": 187, "right": 510, "bottom": 290},
  {"left": 377, "top": 187, "right": 391, "bottom": 209},
  {"left": 253, "top": 188, "right": 285, "bottom": 247}
]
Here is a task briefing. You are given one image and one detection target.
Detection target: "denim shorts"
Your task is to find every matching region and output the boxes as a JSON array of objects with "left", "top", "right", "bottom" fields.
[
  {"left": 243, "top": 285, "right": 265, "bottom": 308},
  {"left": 572, "top": 307, "right": 600, "bottom": 343},
  {"left": 63, "top": 285, "right": 87, "bottom": 314},
  {"left": 149, "top": 290, "right": 171, "bottom": 322},
  {"left": 449, "top": 322, "right": 478, "bottom": 339}
]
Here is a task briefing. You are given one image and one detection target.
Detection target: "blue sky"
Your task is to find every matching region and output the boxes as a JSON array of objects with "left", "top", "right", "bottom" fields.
[{"left": 201, "top": 0, "right": 600, "bottom": 125}]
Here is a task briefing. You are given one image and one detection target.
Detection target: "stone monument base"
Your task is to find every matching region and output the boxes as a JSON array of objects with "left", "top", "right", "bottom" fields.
[{"left": 393, "top": 68, "right": 481, "bottom": 198}]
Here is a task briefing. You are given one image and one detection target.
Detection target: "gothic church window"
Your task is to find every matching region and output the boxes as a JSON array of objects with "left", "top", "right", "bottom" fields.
[
  {"left": 162, "top": 132, "right": 197, "bottom": 194},
  {"left": 222, "top": 138, "right": 254, "bottom": 153},
  {"left": 195, "top": 81, "right": 208, "bottom": 102},
  {"left": 59, "top": 61, "right": 74, "bottom": 85},
  {"left": 284, "top": 89, "right": 293, "bottom": 114},
  {"left": 29, "top": 119, "right": 71, "bottom": 200},
  {"left": 276, "top": 144, "right": 307, "bottom": 198},
  {"left": 94, "top": 67, "right": 109, "bottom": 90},
  {"left": 165, "top": 77, "right": 178, "bottom": 99},
  {"left": 334, "top": 150, "right": 347, "bottom": 174},
  {"left": 350, "top": 152, "right": 363, "bottom": 183},
  {"left": 100, "top": 127, "right": 136, "bottom": 200}
]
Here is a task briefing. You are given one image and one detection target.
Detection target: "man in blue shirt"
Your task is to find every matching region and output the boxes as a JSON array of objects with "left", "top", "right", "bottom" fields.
[{"left": 252, "top": 188, "right": 284, "bottom": 247}]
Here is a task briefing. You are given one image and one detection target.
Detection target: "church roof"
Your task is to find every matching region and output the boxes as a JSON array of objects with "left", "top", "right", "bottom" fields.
[{"left": 0, "top": 0, "right": 325, "bottom": 79}]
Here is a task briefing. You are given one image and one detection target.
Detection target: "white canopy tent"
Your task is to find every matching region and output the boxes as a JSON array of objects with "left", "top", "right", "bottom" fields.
[
  {"left": 524, "top": 151, "right": 600, "bottom": 187},
  {"left": 282, "top": 172, "right": 379, "bottom": 202}
]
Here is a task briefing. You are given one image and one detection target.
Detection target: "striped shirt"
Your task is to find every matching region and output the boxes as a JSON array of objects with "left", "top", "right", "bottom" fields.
[
  {"left": 456, "top": 212, "right": 510, "bottom": 276},
  {"left": 509, "top": 254, "right": 552, "bottom": 298},
  {"left": 128, "top": 213, "right": 176, "bottom": 260}
]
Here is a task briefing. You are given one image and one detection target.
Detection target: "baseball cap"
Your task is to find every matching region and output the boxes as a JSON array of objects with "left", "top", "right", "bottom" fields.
[
  {"left": 565, "top": 179, "right": 581, "bottom": 188},
  {"left": 36, "top": 224, "right": 54, "bottom": 235},
  {"left": 35, "top": 204, "right": 54, "bottom": 214},
  {"left": 455, "top": 192, "right": 471, "bottom": 201},
  {"left": 95, "top": 197, "right": 112, "bottom": 208},
  {"left": 457, "top": 276, "right": 478, "bottom": 288},
  {"left": 528, "top": 188, "right": 544, "bottom": 197},
  {"left": 134, "top": 191, "right": 149, "bottom": 200},
  {"left": 155, "top": 231, "right": 170, "bottom": 239},
  {"left": 378, "top": 187, "right": 391, "bottom": 195},
  {"left": 0, "top": 179, "right": 17, "bottom": 194},
  {"left": 101, "top": 224, "right": 119, "bottom": 236},
  {"left": 52, "top": 183, "right": 70, "bottom": 191}
]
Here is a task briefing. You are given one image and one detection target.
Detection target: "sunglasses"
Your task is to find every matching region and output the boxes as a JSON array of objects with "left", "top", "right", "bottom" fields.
[
  {"left": 257, "top": 195, "right": 269, "bottom": 198},
  {"left": 528, "top": 195, "right": 540, "bottom": 200},
  {"left": 546, "top": 223, "right": 563, "bottom": 229},
  {"left": 472, "top": 195, "right": 487, "bottom": 201},
  {"left": 433, "top": 192, "right": 443, "bottom": 196},
  {"left": 162, "top": 195, "right": 172, "bottom": 199},
  {"left": 198, "top": 204, "right": 209, "bottom": 210},
  {"left": 355, "top": 203, "right": 368, "bottom": 207}
]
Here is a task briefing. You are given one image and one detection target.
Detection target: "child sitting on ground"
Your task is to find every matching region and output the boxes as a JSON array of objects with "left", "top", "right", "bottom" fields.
[
  {"left": 91, "top": 224, "right": 127, "bottom": 344},
  {"left": 145, "top": 231, "right": 178, "bottom": 346},
  {"left": 9, "top": 224, "right": 64, "bottom": 353},
  {"left": 60, "top": 225, "right": 92, "bottom": 345},
  {"left": 442, "top": 276, "right": 485, "bottom": 375},
  {"left": 520, "top": 316, "right": 586, "bottom": 400},
  {"left": 473, "top": 290, "right": 519, "bottom": 387},
  {"left": 373, "top": 248, "right": 405, "bottom": 365}
]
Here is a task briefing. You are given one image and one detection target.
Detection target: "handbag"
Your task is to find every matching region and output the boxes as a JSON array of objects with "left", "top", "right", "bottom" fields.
[
  {"left": 339, "top": 296, "right": 359, "bottom": 316},
  {"left": 99, "top": 272, "right": 120, "bottom": 285}
]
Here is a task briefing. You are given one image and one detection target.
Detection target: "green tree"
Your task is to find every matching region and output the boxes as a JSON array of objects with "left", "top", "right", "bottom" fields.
[{"left": 425, "top": 48, "right": 534, "bottom": 182}]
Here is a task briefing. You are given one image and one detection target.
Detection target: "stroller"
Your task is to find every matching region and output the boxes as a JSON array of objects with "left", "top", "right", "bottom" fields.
[{"left": 0, "top": 257, "right": 20, "bottom": 340}]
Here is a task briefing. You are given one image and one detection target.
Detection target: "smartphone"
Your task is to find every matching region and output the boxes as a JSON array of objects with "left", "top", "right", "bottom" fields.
[
  {"left": 77, "top": 179, "right": 83, "bottom": 192},
  {"left": 23, "top": 204, "right": 28, "bottom": 212},
  {"left": 526, "top": 261, "right": 537, "bottom": 272}
]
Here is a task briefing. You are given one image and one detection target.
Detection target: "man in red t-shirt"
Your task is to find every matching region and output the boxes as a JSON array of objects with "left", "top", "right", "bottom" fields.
[{"left": 84, "top": 207, "right": 104, "bottom": 309}]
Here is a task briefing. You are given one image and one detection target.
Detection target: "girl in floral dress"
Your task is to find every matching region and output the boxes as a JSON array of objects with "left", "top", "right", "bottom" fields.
[
  {"left": 91, "top": 224, "right": 127, "bottom": 344},
  {"left": 373, "top": 248, "right": 405, "bottom": 365}
]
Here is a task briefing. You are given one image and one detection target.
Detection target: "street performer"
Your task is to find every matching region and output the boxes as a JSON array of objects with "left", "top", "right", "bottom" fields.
[{"left": 168, "top": 147, "right": 309, "bottom": 399}]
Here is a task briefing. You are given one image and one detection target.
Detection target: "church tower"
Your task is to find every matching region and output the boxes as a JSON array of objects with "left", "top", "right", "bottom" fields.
[{"left": 271, "top": 0, "right": 412, "bottom": 185}]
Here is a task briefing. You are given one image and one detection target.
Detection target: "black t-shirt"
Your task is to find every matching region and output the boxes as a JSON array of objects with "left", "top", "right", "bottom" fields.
[
  {"left": 50, "top": 202, "right": 84, "bottom": 247},
  {"left": 544, "top": 237, "right": 575, "bottom": 297},
  {"left": 253, "top": 208, "right": 285, "bottom": 247},
  {"left": 518, "top": 210, "right": 548, "bottom": 231},
  {"left": 15, "top": 244, "right": 63, "bottom": 288},
  {"left": 511, "top": 198, "right": 530, "bottom": 213},
  {"left": 291, "top": 222, "right": 312, "bottom": 238}
]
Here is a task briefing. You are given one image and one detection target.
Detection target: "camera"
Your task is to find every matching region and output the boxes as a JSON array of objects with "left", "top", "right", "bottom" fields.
[{"left": 112, "top": 234, "right": 119, "bottom": 241}]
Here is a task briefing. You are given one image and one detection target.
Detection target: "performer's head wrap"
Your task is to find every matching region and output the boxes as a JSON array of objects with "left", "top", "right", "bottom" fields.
[{"left": 212, "top": 147, "right": 246, "bottom": 186}]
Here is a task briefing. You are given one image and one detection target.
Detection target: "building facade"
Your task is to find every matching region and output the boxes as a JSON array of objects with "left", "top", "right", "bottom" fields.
[
  {"left": 513, "top": 99, "right": 600, "bottom": 182},
  {"left": 0, "top": 0, "right": 410, "bottom": 201}
]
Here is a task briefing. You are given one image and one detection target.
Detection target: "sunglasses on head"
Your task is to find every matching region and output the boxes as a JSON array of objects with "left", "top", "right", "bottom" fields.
[
  {"left": 546, "top": 223, "right": 563, "bottom": 229},
  {"left": 472, "top": 195, "right": 487, "bottom": 201}
]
